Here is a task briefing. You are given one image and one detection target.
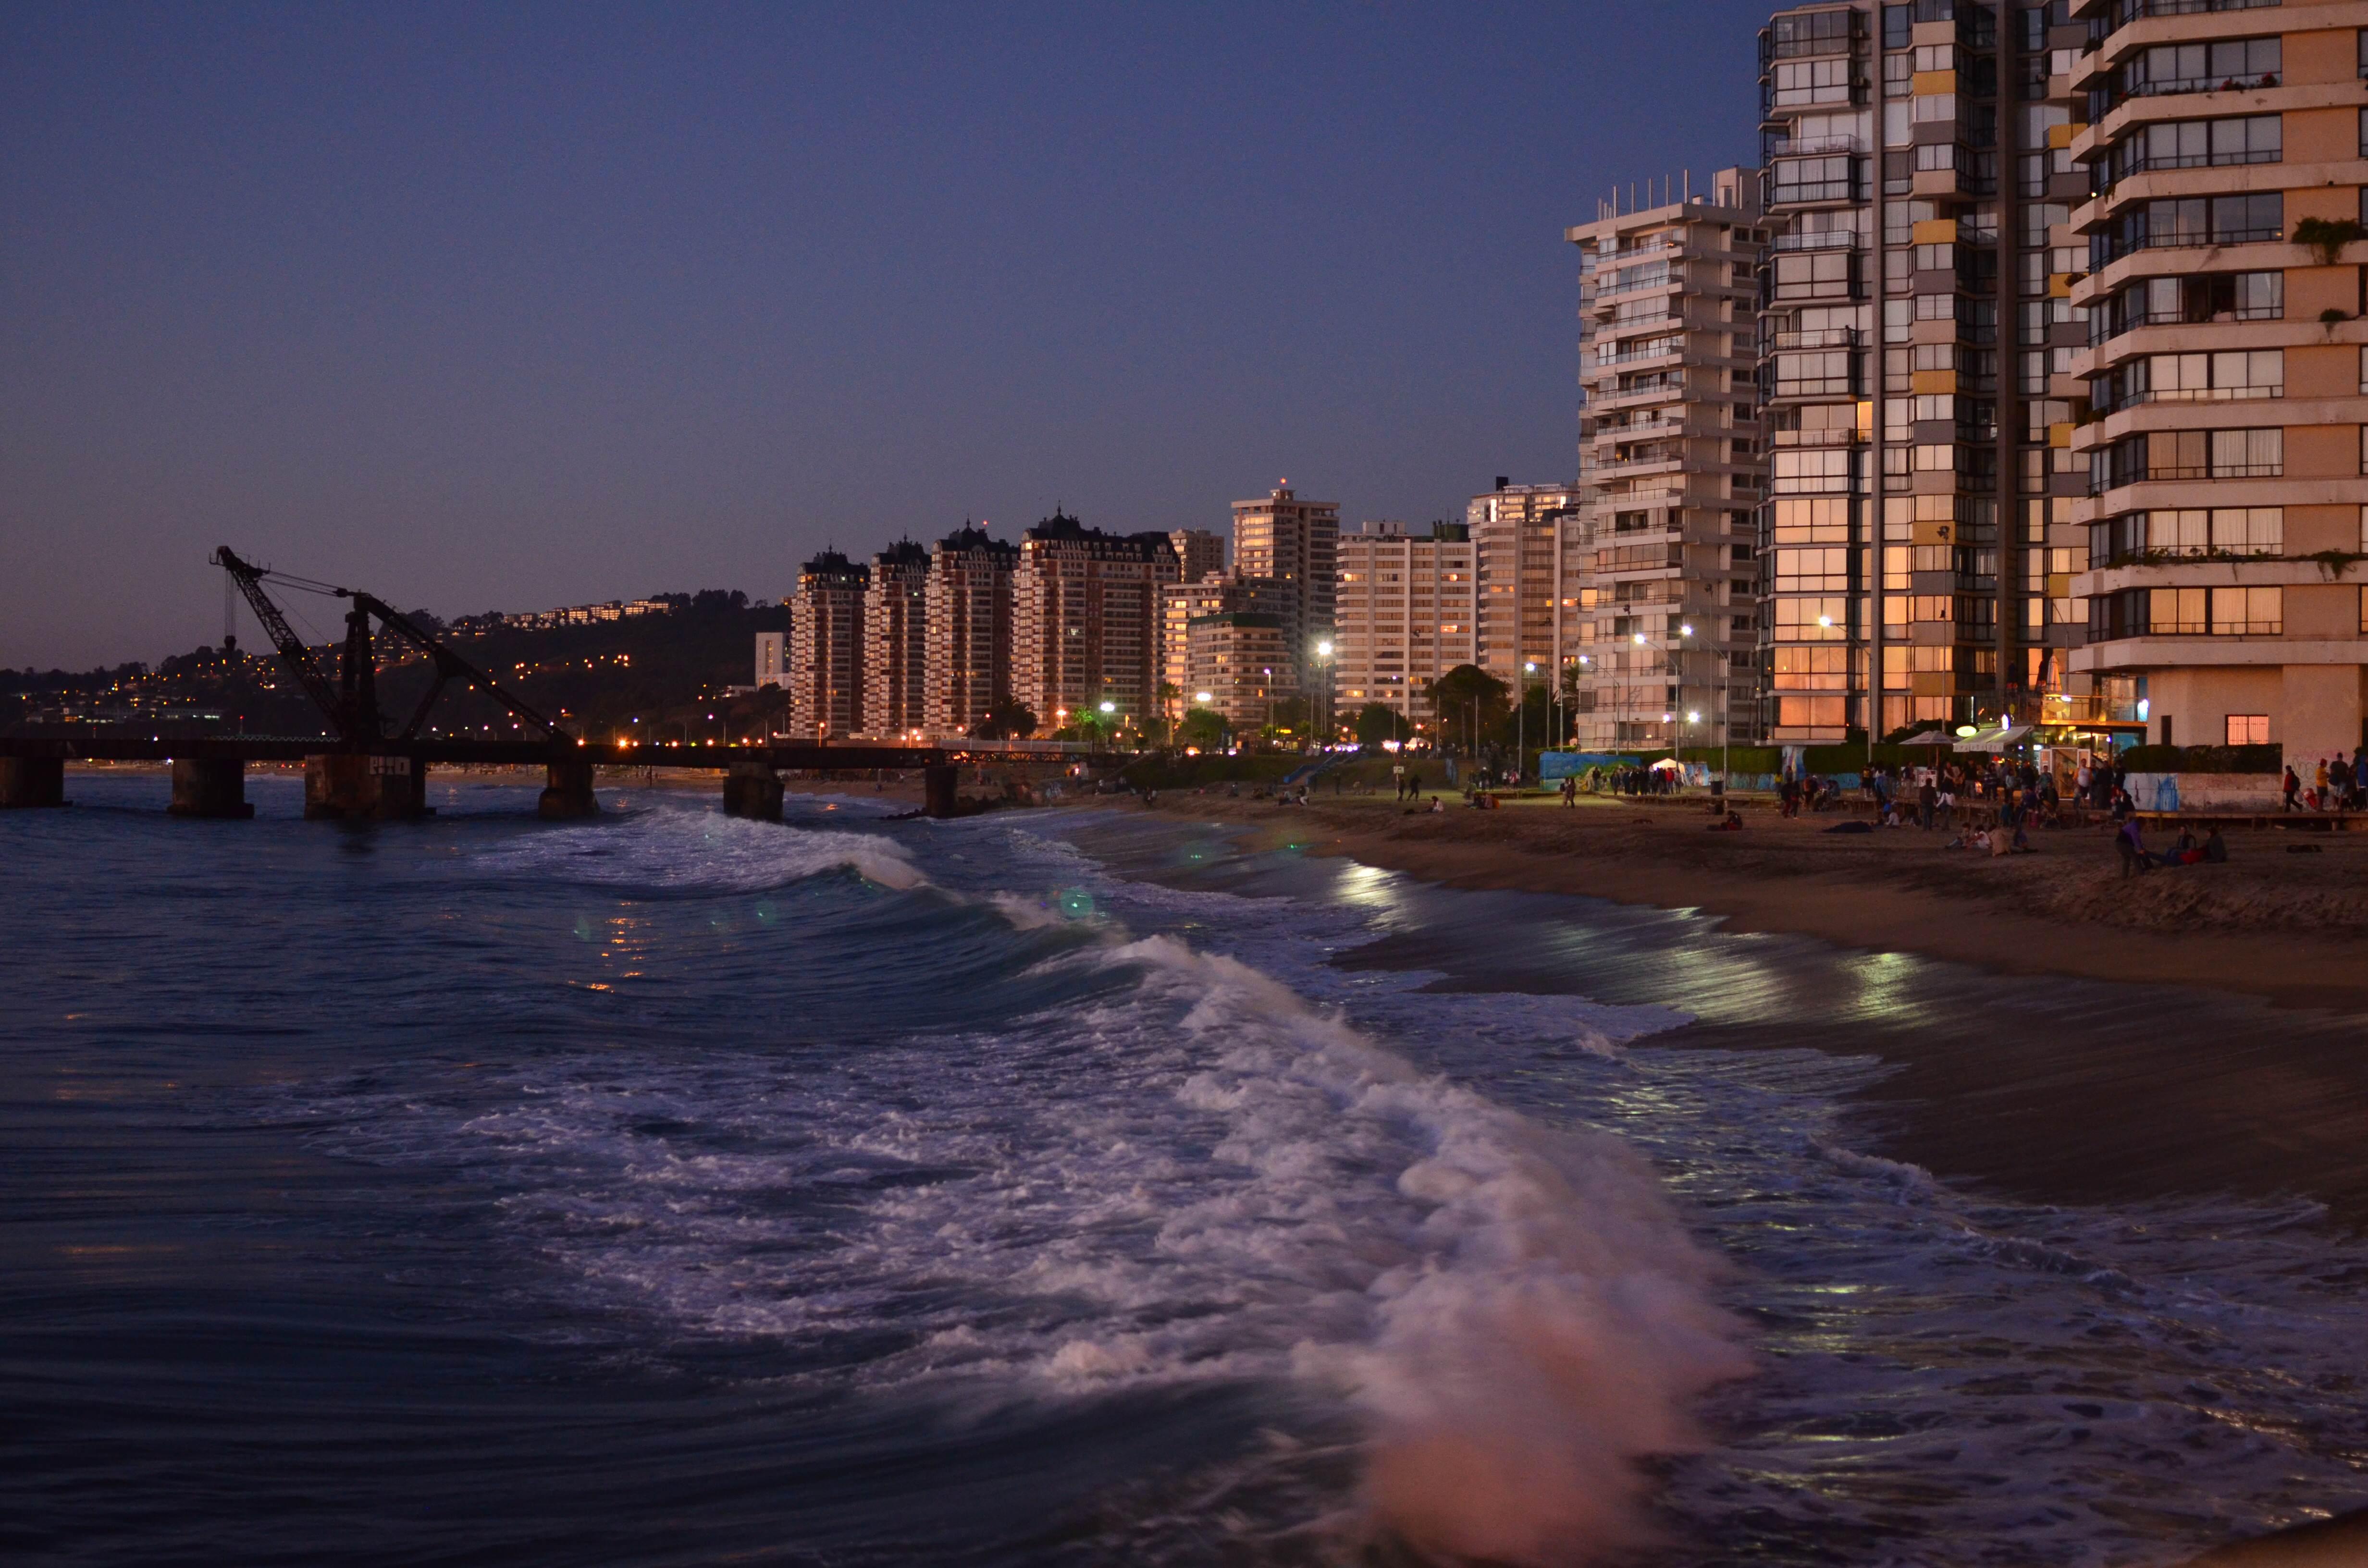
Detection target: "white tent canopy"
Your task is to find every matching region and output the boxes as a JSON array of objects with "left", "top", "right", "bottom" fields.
[
  {"left": 1953, "top": 724, "right": 2035, "bottom": 753},
  {"left": 1897, "top": 729, "right": 1957, "bottom": 748}
]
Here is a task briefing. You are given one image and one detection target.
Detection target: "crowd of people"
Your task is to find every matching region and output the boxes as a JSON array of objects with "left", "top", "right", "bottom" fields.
[{"left": 2282, "top": 750, "right": 2368, "bottom": 812}]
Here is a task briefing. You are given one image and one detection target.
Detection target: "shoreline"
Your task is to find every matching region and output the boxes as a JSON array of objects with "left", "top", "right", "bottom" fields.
[
  {"left": 1132, "top": 789, "right": 2368, "bottom": 1232},
  {"left": 1144, "top": 789, "right": 2368, "bottom": 1014}
]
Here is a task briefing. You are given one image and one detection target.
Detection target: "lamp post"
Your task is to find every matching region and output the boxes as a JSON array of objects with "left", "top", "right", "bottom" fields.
[
  {"left": 1520, "top": 660, "right": 1536, "bottom": 786},
  {"left": 1315, "top": 639, "right": 1334, "bottom": 752}
]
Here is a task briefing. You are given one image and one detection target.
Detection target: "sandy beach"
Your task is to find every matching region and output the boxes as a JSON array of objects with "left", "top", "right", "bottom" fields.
[{"left": 1132, "top": 786, "right": 2368, "bottom": 1230}]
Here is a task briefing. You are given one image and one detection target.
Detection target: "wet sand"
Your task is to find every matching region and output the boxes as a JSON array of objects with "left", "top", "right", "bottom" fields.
[{"left": 1138, "top": 789, "right": 2368, "bottom": 1232}]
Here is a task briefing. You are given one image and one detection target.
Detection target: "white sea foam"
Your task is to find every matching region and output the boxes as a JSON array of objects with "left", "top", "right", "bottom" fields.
[
  {"left": 277, "top": 809, "right": 2368, "bottom": 1565},
  {"left": 471, "top": 804, "right": 929, "bottom": 893}
]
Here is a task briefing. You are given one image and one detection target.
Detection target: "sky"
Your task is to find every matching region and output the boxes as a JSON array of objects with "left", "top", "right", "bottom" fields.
[{"left": 1, "top": 1, "right": 1769, "bottom": 669}]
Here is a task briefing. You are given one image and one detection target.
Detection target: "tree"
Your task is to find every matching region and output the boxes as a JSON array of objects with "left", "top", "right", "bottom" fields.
[
  {"left": 1427, "top": 664, "right": 1508, "bottom": 754},
  {"left": 1176, "top": 707, "right": 1229, "bottom": 750},
  {"left": 1265, "top": 694, "right": 1309, "bottom": 742},
  {"left": 1156, "top": 680, "right": 1182, "bottom": 724},
  {"left": 1352, "top": 701, "right": 1400, "bottom": 748},
  {"left": 968, "top": 697, "right": 1037, "bottom": 740}
]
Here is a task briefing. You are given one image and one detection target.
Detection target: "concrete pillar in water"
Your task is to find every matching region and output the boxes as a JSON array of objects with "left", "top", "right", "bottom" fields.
[
  {"left": 923, "top": 764, "right": 960, "bottom": 819},
  {"left": 538, "top": 760, "right": 600, "bottom": 821},
  {"left": 168, "top": 758, "right": 254, "bottom": 819},
  {"left": 0, "top": 756, "right": 67, "bottom": 808},
  {"left": 304, "top": 754, "right": 432, "bottom": 821},
  {"left": 722, "top": 759, "right": 783, "bottom": 821}
]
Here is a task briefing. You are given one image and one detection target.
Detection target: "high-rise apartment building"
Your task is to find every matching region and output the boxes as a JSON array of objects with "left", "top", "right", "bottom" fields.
[
  {"left": 1162, "top": 575, "right": 1295, "bottom": 710},
  {"left": 1011, "top": 513, "right": 1181, "bottom": 731},
  {"left": 1170, "top": 528, "right": 1228, "bottom": 585},
  {"left": 789, "top": 549, "right": 867, "bottom": 740},
  {"left": 1466, "top": 482, "right": 1582, "bottom": 694},
  {"left": 1566, "top": 174, "right": 1769, "bottom": 750},
  {"left": 754, "top": 631, "right": 787, "bottom": 689},
  {"left": 2060, "top": 0, "right": 2368, "bottom": 763},
  {"left": 1757, "top": 0, "right": 2093, "bottom": 743},
  {"left": 861, "top": 540, "right": 930, "bottom": 739},
  {"left": 925, "top": 523, "right": 1016, "bottom": 738},
  {"left": 1182, "top": 612, "right": 1294, "bottom": 734},
  {"left": 1332, "top": 521, "right": 1478, "bottom": 725},
  {"left": 1231, "top": 484, "right": 1340, "bottom": 682}
]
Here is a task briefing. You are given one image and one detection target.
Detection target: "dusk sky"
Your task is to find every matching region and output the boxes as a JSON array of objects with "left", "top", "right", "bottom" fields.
[{"left": 3, "top": 1, "right": 1769, "bottom": 669}]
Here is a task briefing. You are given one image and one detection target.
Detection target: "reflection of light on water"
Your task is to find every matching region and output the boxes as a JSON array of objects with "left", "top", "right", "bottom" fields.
[
  {"left": 1058, "top": 888, "right": 1095, "bottom": 919},
  {"left": 1841, "top": 951, "right": 1933, "bottom": 1027}
]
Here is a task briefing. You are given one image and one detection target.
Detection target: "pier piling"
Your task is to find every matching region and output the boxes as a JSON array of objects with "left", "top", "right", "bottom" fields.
[
  {"left": 722, "top": 759, "right": 784, "bottom": 821},
  {"left": 304, "top": 754, "right": 432, "bottom": 821},
  {"left": 537, "top": 760, "right": 600, "bottom": 821},
  {"left": 168, "top": 758, "right": 254, "bottom": 819},
  {"left": 0, "top": 756, "right": 67, "bottom": 808},
  {"left": 923, "top": 764, "right": 960, "bottom": 819}
]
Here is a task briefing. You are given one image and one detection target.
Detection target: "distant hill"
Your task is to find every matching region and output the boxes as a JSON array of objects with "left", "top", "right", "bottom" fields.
[{"left": 4, "top": 600, "right": 791, "bottom": 742}]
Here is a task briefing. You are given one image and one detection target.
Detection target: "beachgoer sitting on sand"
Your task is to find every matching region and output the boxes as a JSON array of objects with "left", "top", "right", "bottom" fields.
[
  {"left": 1427, "top": 796, "right": 1443, "bottom": 813},
  {"left": 1704, "top": 810, "right": 1743, "bottom": 832},
  {"left": 2204, "top": 827, "right": 2228, "bottom": 863}
]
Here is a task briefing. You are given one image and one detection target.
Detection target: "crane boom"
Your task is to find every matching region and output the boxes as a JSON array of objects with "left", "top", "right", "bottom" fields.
[
  {"left": 212, "top": 547, "right": 572, "bottom": 747},
  {"left": 213, "top": 546, "right": 345, "bottom": 735}
]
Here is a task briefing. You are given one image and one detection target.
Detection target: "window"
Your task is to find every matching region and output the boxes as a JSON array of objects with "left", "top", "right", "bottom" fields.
[
  {"left": 2139, "top": 507, "right": 2282, "bottom": 557},
  {"left": 2122, "top": 37, "right": 2280, "bottom": 98},
  {"left": 2090, "top": 194, "right": 2283, "bottom": 265},
  {"left": 2089, "top": 271, "right": 2281, "bottom": 345},
  {"left": 2227, "top": 714, "right": 2269, "bottom": 745},
  {"left": 1774, "top": 154, "right": 1861, "bottom": 204},
  {"left": 1767, "top": 8, "right": 1856, "bottom": 59},
  {"left": 2210, "top": 585, "right": 2281, "bottom": 635},
  {"left": 1776, "top": 547, "right": 1854, "bottom": 591},
  {"left": 2097, "top": 115, "right": 2280, "bottom": 191},
  {"left": 1773, "top": 57, "right": 1858, "bottom": 108},
  {"left": 1773, "top": 249, "right": 1861, "bottom": 300},
  {"left": 2093, "top": 349, "right": 2282, "bottom": 411},
  {"left": 1776, "top": 349, "right": 1859, "bottom": 396},
  {"left": 1772, "top": 496, "right": 1854, "bottom": 544}
]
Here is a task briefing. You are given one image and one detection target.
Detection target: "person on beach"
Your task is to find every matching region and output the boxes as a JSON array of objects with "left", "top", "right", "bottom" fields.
[
  {"left": 2117, "top": 815, "right": 2154, "bottom": 876},
  {"left": 1917, "top": 777, "right": 1937, "bottom": 830},
  {"left": 1560, "top": 774, "right": 1577, "bottom": 807},
  {"left": 2282, "top": 766, "right": 2301, "bottom": 811}
]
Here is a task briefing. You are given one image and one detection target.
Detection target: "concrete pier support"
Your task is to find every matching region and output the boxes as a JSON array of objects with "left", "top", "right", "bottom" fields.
[
  {"left": 169, "top": 757, "right": 254, "bottom": 819},
  {"left": 304, "top": 754, "right": 432, "bottom": 821},
  {"left": 923, "top": 764, "right": 960, "bottom": 819},
  {"left": 538, "top": 760, "right": 600, "bottom": 821},
  {"left": 722, "top": 759, "right": 784, "bottom": 821},
  {"left": 0, "top": 756, "right": 67, "bottom": 808}
]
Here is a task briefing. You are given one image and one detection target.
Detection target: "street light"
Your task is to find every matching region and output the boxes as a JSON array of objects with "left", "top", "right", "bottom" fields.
[{"left": 1519, "top": 660, "right": 1537, "bottom": 785}]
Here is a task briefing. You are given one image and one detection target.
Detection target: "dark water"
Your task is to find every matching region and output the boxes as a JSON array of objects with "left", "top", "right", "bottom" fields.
[{"left": 4, "top": 774, "right": 2365, "bottom": 1567}]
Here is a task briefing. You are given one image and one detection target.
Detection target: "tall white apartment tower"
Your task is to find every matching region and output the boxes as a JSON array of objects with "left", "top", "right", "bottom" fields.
[{"left": 1566, "top": 170, "right": 1770, "bottom": 751}]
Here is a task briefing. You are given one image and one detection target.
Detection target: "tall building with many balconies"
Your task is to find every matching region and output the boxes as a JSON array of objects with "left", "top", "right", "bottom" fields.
[
  {"left": 1332, "top": 521, "right": 1478, "bottom": 728},
  {"left": 1231, "top": 483, "right": 1339, "bottom": 684},
  {"left": 1757, "top": 0, "right": 2095, "bottom": 744},
  {"left": 2060, "top": 0, "right": 2368, "bottom": 764},
  {"left": 925, "top": 523, "right": 1017, "bottom": 738},
  {"left": 1465, "top": 481, "right": 1582, "bottom": 697},
  {"left": 861, "top": 539, "right": 930, "bottom": 739},
  {"left": 789, "top": 549, "right": 867, "bottom": 740},
  {"left": 1011, "top": 513, "right": 1181, "bottom": 733},
  {"left": 1567, "top": 172, "right": 1769, "bottom": 750}
]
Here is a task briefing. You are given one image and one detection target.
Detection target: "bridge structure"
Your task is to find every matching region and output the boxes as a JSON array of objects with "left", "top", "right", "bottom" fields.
[
  {"left": 0, "top": 548, "right": 971, "bottom": 821},
  {"left": 0, "top": 734, "right": 965, "bottom": 821}
]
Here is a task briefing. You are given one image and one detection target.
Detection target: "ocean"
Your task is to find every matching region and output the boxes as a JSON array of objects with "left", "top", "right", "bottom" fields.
[{"left": 4, "top": 773, "right": 2365, "bottom": 1566}]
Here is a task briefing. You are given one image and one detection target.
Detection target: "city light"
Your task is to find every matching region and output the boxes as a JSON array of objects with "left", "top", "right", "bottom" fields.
[
  {"left": 1098, "top": 701, "right": 1115, "bottom": 714},
  {"left": 1679, "top": 624, "right": 1693, "bottom": 637},
  {"left": 1687, "top": 710, "right": 1701, "bottom": 723},
  {"left": 1195, "top": 691, "right": 1212, "bottom": 703},
  {"left": 1315, "top": 640, "right": 1332, "bottom": 657},
  {"left": 1632, "top": 632, "right": 1645, "bottom": 644}
]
